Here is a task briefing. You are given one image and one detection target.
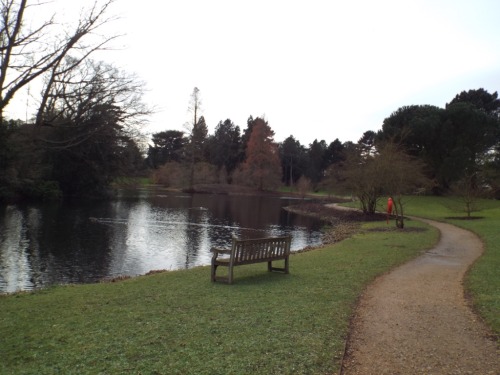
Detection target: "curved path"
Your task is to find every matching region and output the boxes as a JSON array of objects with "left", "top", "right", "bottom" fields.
[{"left": 341, "top": 218, "right": 499, "bottom": 374}]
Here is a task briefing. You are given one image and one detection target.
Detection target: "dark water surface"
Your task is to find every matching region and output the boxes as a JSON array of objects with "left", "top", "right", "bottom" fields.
[{"left": 0, "top": 188, "right": 324, "bottom": 293}]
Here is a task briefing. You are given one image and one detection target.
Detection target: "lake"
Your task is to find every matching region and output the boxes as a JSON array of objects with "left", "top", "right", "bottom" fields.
[{"left": 0, "top": 188, "right": 325, "bottom": 293}]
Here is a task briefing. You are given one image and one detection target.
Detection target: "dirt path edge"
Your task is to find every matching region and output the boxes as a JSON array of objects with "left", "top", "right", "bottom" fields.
[{"left": 339, "top": 217, "right": 499, "bottom": 375}]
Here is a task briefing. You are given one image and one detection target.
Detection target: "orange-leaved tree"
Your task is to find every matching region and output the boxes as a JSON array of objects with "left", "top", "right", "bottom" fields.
[{"left": 238, "top": 117, "right": 281, "bottom": 190}]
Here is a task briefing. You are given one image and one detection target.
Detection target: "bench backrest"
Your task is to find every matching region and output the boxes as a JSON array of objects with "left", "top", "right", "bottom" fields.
[{"left": 231, "top": 235, "right": 291, "bottom": 263}]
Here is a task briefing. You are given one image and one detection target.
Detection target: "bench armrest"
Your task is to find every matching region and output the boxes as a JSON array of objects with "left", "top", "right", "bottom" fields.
[
  {"left": 211, "top": 247, "right": 231, "bottom": 262},
  {"left": 210, "top": 247, "right": 231, "bottom": 254}
]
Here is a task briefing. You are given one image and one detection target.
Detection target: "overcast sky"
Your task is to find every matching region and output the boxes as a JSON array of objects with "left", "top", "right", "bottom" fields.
[{"left": 6, "top": 0, "right": 500, "bottom": 145}]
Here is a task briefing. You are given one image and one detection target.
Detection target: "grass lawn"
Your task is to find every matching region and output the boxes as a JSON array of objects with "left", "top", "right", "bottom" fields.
[{"left": 0, "top": 218, "right": 437, "bottom": 374}]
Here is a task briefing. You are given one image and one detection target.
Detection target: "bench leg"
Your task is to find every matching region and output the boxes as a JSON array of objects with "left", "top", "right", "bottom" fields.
[
  {"left": 268, "top": 258, "right": 290, "bottom": 273},
  {"left": 211, "top": 264, "right": 217, "bottom": 282},
  {"left": 228, "top": 265, "right": 234, "bottom": 284}
]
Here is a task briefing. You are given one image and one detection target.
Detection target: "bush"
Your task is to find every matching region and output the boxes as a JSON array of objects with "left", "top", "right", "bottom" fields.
[
  {"left": 18, "top": 179, "right": 62, "bottom": 200},
  {"left": 153, "top": 162, "right": 188, "bottom": 188},
  {"left": 153, "top": 162, "right": 218, "bottom": 188},
  {"left": 193, "top": 162, "right": 218, "bottom": 184}
]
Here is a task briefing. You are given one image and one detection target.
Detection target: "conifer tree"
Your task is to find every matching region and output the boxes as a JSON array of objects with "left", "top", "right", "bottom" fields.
[{"left": 241, "top": 117, "right": 282, "bottom": 190}]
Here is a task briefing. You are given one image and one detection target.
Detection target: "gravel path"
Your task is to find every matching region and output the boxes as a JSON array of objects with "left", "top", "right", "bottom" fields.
[{"left": 340, "top": 218, "right": 499, "bottom": 375}]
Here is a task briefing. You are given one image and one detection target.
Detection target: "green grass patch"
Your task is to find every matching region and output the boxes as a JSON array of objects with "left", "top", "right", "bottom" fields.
[{"left": 0, "top": 219, "right": 437, "bottom": 374}]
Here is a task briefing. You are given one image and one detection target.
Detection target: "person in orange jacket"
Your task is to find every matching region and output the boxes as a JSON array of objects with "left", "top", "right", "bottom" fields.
[{"left": 387, "top": 197, "right": 393, "bottom": 224}]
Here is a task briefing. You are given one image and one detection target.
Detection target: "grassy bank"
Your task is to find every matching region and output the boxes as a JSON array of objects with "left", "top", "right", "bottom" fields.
[
  {"left": 0, "top": 219, "right": 437, "bottom": 374},
  {"left": 112, "top": 176, "right": 153, "bottom": 188}
]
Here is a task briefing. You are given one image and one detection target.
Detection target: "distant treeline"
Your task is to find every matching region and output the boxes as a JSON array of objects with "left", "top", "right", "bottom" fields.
[{"left": 1, "top": 88, "right": 499, "bottom": 201}]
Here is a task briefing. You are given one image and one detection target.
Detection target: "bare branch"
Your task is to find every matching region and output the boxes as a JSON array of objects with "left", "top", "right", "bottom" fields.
[{"left": 0, "top": 0, "right": 118, "bottom": 123}]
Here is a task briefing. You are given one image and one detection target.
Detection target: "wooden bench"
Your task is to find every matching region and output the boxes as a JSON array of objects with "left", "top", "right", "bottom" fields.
[{"left": 210, "top": 235, "right": 292, "bottom": 284}]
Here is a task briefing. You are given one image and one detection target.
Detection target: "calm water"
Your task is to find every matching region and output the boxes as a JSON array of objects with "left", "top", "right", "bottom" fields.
[{"left": 0, "top": 188, "right": 324, "bottom": 293}]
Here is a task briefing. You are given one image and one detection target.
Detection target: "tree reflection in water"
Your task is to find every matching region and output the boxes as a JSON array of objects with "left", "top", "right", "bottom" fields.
[{"left": 0, "top": 191, "right": 323, "bottom": 293}]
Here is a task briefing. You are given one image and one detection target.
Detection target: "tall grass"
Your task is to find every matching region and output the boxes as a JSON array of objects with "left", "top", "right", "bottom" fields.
[{"left": 0, "top": 219, "right": 437, "bottom": 375}]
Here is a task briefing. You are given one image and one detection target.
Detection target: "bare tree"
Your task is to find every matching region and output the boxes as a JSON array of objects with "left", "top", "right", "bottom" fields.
[
  {"left": 339, "top": 140, "right": 429, "bottom": 227},
  {"left": 186, "top": 87, "right": 201, "bottom": 132},
  {"left": 184, "top": 87, "right": 206, "bottom": 190},
  {"left": 296, "top": 176, "right": 312, "bottom": 198},
  {"left": 339, "top": 145, "right": 381, "bottom": 214},
  {"left": 36, "top": 58, "right": 151, "bottom": 196},
  {"left": 0, "top": 0, "right": 118, "bottom": 124},
  {"left": 375, "top": 142, "right": 429, "bottom": 228},
  {"left": 449, "top": 172, "right": 483, "bottom": 218},
  {"left": 38, "top": 58, "right": 150, "bottom": 148}
]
